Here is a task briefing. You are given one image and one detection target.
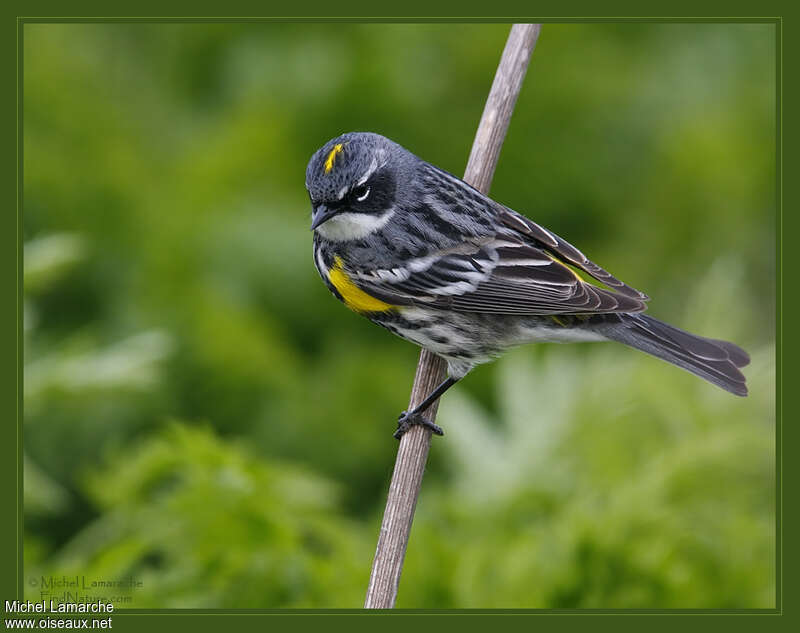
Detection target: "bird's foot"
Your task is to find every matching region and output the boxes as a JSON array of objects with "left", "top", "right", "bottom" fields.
[{"left": 394, "top": 410, "right": 444, "bottom": 440}]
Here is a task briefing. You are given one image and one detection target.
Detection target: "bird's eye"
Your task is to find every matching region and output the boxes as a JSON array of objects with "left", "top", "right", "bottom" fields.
[{"left": 354, "top": 185, "right": 370, "bottom": 202}]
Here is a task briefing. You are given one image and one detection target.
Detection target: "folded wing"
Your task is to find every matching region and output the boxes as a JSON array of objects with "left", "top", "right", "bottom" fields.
[
  {"left": 350, "top": 232, "right": 649, "bottom": 316},
  {"left": 495, "top": 207, "right": 649, "bottom": 301}
]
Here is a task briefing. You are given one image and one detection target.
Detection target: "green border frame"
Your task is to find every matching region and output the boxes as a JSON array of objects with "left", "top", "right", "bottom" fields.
[{"left": 3, "top": 2, "right": 793, "bottom": 631}]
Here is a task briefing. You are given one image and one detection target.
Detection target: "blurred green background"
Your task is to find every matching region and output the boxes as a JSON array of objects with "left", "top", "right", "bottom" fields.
[{"left": 23, "top": 23, "right": 775, "bottom": 609}]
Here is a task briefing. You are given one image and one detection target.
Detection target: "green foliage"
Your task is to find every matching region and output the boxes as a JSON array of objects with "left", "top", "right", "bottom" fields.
[
  {"left": 400, "top": 262, "right": 774, "bottom": 608},
  {"left": 23, "top": 23, "right": 775, "bottom": 608},
  {"left": 32, "top": 424, "right": 368, "bottom": 608},
  {"left": 402, "top": 343, "right": 774, "bottom": 608}
]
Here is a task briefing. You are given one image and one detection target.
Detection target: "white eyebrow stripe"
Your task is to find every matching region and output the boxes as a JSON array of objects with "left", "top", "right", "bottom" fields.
[
  {"left": 356, "top": 157, "right": 379, "bottom": 187},
  {"left": 337, "top": 186, "right": 349, "bottom": 200}
]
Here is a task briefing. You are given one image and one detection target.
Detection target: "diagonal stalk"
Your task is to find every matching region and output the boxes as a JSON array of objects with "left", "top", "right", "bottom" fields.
[{"left": 363, "top": 23, "right": 542, "bottom": 609}]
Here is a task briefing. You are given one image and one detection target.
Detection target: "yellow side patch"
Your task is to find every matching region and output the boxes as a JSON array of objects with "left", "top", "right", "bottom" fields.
[
  {"left": 550, "top": 315, "right": 569, "bottom": 327},
  {"left": 324, "top": 143, "right": 344, "bottom": 174},
  {"left": 329, "top": 256, "right": 395, "bottom": 313}
]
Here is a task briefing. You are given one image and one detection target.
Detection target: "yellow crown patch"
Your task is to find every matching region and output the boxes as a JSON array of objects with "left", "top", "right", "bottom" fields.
[{"left": 324, "top": 143, "right": 344, "bottom": 174}]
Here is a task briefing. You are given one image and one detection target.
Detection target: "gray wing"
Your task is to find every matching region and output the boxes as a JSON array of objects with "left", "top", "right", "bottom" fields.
[
  {"left": 416, "top": 163, "right": 650, "bottom": 301},
  {"left": 350, "top": 231, "right": 649, "bottom": 316},
  {"left": 495, "top": 207, "right": 649, "bottom": 301}
]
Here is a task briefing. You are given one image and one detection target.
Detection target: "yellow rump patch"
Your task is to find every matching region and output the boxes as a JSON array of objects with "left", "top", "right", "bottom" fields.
[
  {"left": 329, "top": 256, "right": 395, "bottom": 313},
  {"left": 324, "top": 143, "right": 344, "bottom": 174}
]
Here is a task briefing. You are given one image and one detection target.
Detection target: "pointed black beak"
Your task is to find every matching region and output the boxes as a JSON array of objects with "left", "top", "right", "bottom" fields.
[{"left": 310, "top": 204, "right": 339, "bottom": 231}]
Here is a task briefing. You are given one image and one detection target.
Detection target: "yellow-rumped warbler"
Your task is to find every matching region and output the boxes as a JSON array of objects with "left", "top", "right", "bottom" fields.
[{"left": 306, "top": 132, "right": 749, "bottom": 438}]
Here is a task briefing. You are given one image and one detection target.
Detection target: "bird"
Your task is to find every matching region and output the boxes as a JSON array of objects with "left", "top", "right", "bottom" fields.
[{"left": 305, "top": 132, "right": 749, "bottom": 439}]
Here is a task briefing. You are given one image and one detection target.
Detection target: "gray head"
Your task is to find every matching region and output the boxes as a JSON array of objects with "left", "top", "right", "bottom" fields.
[{"left": 306, "top": 132, "right": 411, "bottom": 242}]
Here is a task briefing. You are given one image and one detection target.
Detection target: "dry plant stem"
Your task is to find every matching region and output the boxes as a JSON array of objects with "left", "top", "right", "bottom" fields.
[{"left": 364, "top": 23, "right": 541, "bottom": 610}]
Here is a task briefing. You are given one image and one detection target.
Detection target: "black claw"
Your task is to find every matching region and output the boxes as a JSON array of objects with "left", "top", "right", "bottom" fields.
[{"left": 394, "top": 410, "right": 444, "bottom": 440}]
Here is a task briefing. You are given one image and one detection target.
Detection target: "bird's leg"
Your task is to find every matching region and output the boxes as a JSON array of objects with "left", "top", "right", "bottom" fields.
[{"left": 394, "top": 376, "right": 459, "bottom": 439}]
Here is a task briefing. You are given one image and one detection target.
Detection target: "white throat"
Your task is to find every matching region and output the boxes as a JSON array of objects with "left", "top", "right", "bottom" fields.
[{"left": 315, "top": 209, "right": 395, "bottom": 242}]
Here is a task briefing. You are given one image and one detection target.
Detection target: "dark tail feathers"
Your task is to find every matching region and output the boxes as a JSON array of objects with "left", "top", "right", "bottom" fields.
[{"left": 601, "top": 313, "right": 750, "bottom": 396}]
